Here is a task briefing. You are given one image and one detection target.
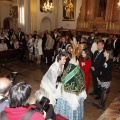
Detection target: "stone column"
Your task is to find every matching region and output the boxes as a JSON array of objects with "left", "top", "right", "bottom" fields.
[
  {"left": 54, "top": 0, "right": 58, "bottom": 29},
  {"left": 0, "top": 2, "right": 1, "bottom": 27},
  {"left": 105, "top": 0, "right": 114, "bottom": 22},
  {"left": 81, "top": 0, "right": 87, "bottom": 21},
  {"left": 87, "top": 0, "right": 95, "bottom": 21},
  {"left": 30, "top": 0, "right": 37, "bottom": 33},
  {"left": 24, "top": 0, "right": 31, "bottom": 34},
  {"left": 17, "top": 0, "right": 25, "bottom": 31},
  {"left": 77, "top": 0, "right": 87, "bottom": 21}
]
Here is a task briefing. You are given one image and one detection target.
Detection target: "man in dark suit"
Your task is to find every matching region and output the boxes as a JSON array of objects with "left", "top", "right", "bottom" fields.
[
  {"left": 105, "top": 34, "right": 113, "bottom": 50},
  {"left": 87, "top": 32, "right": 95, "bottom": 48},
  {"left": 32, "top": 31, "right": 37, "bottom": 40},
  {"left": 41, "top": 30, "right": 48, "bottom": 62},
  {"left": 90, "top": 41, "right": 105, "bottom": 99},
  {"left": 18, "top": 28, "right": 25, "bottom": 41},
  {"left": 113, "top": 35, "right": 120, "bottom": 63},
  {"left": 76, "top": 31, "right": 82, "bottom": 43}
]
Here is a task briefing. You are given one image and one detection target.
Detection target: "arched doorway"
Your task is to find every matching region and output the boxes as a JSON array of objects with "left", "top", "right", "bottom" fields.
[
  {"left": 3, "top": 17, "right": 13, "bottom": 29},
  {"left": 40, "top": 17, "right": 52, "bottom": 32}
]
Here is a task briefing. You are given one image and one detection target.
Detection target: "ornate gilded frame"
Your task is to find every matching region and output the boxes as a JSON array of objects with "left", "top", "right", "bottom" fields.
[{"left": 62, "top": 0, "right": 76, "bottom": 21}]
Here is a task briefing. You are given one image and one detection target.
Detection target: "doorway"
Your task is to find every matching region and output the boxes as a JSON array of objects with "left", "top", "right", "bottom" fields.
[
  {"left": 3, "top": 17, "right": 13, "bottom": 29},
  {"left": 40, "top": 17, "right": 52, "bottom": 32}
]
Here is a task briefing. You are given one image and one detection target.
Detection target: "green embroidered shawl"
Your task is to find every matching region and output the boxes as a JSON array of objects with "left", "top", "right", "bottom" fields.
[{"left": 61, "top": 63, "right": 85, "bottom": 95}]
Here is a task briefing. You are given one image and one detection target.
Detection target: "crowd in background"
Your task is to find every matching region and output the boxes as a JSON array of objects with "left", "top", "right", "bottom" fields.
[
  {"left": 0, "top": 27, "right": 120, "bottom": 119},
  {"left": 0, "top": 27, "right": 120, "bottom": 64}
]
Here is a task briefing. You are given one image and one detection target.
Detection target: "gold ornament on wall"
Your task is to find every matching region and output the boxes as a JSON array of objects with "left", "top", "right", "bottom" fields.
[
  {"left": 117, "top": 0, "right": 120, "bottom": 10},
  {"left": 62, "top": 0, "right": 76, "bottom": 21}
]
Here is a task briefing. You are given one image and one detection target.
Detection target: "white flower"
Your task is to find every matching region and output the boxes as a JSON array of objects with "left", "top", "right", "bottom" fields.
[{"left": 104, "top": 62, "right": 108, "bottom": 68}]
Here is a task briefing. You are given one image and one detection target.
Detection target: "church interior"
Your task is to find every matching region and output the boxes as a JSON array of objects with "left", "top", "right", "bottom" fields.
[{"left": 0, "top": 0, "right": 120, "bottom": 120}]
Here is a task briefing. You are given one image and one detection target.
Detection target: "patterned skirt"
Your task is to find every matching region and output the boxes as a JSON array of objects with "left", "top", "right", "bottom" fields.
[
  {"left": 101, "top": 81, "right": 111, "bottom": 89},
  {"left": 55, "top": 97, "right": 85, "bottom": 120}
]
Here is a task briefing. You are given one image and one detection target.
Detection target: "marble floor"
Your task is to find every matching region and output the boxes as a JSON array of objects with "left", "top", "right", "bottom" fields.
[{"left": 0, "top": 60, "right": 120, "bottom": 120}]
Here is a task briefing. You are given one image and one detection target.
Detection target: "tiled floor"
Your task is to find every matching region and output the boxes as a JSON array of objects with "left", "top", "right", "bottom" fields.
[{"left": 0, "top": 60, "right": 120, "bottom": 120}]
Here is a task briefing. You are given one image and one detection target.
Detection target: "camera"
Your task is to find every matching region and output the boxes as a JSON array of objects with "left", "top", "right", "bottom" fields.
[
  {"left": 35, "top": 96, "right": 50, "bottom": 114},
  {"left": 5, "top": 72, "right": 18, "bottom": 84}
]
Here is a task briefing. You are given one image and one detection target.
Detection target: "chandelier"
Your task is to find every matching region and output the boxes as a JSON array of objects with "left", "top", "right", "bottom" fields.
[
  {"left": 117, "top": 0, "right": 120, "bottom": 10},
  {"left": 43, "top": 0, "right": 54, "bottom": 13}
]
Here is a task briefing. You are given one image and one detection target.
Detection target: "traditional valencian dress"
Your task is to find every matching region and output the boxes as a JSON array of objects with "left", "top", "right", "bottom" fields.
[
  {"left": 39, "top": 61, "right": 64, "bottom": 106},
  {"left": 55, "top": 58, "right": 87, "bottom": 120}
]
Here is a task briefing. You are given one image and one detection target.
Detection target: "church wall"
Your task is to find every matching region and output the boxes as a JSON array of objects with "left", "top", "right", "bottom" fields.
[
  {"left": 57, "top": 0, "right": 82, "bottom": 30},
  {"left": 36, "top": 0, "right": 55, "bottom": 33},
  {"left": 77, "top": 0, "right": 120, "bottom": 34},
  {"left": 0, "top": 1, "right": 12, "bottom": 28}
]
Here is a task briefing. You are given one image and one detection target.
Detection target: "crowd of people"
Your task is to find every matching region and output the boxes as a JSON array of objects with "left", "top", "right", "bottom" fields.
[{"left": 0, "top": 27, "right": 120, "bottom": 120}]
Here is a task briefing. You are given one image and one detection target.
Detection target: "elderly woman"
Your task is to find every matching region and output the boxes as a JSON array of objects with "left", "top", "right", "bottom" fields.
[{"left": 34, "top": 34, "right": 43, "bottom": 64}]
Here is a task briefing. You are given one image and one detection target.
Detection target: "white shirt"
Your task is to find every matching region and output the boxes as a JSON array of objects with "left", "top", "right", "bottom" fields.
[
  {"left": 113, "top": 39, "right": 117, "bottom": 49},
  {"left": 0, "top": 43, "right": 8, "bottom": 51}
]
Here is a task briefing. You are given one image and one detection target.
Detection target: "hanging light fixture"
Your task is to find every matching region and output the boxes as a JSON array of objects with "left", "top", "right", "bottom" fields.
[
  {"left": 117, "top": 0, "right": 120, "bottom": 10},
  {"left": 43, "top": 0, "right": 54, "bottom": 13}
]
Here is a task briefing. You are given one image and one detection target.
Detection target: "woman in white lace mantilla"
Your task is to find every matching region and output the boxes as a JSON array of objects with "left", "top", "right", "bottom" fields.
[{"left": 36, "top": 53, "right": 66, "bottom": 106}]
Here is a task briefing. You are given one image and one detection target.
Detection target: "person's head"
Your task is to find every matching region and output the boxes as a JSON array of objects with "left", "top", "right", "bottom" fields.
[
  {"left": 108, "top": 34, "right": 113, "bottom": 40},
  {"left": 65, "top": 35, "right": 70, "bottom": 41},
  {"left": 97, "top": 41, "right": 104, "bottom": 51},
  {"left": 54, "top": 29, "right": 57, "bottom": 33},
  {"left": 18, "top": 28, "right": 21, "bottom": 32},
  {"left": 1, "top": 33, "right": 4, "bottom": 37},
  {"left": 29, "top": 34, "right": 33, "bottom": 39},
  {"left": 80, "top": 43, "right": 87, "bottom": 51},
  {"left": 9, "top": 81, "right": 32, "bottom": 108},
  {"left": 57, "top": 52, "right": 66, "bottom": 65},
  {"left": 13, "top": 38, "right": 17, "bottom": 42},
  {"left": 33, "top": 31, "right": 37, "bottom": 34},
  {"left": 0, "top": 39, "right": 5, "bottom": 44},
  {"left": 77, "top": 31, "right": 81, "bottom": 35},
  {"left": 66, "top": 44, "right": 73, "bottom": 53},
  {"left": 82, "top": 48, "right": 91, "bottom": 60},
  {"left": 91, "top": 32, "right": 95, "bottom": 37},
  {"left": 81, "top": 37, "right": 87, "bottom": 43},
  {"left": 0, "top": 77, "right": 12, "bottom": 97},
  {"left": 61, "top": 36, "right": 66, "bottom": 43},
  {"left": 21, "top": 35, "right": 25, "bottom": 39},
  {"left": 25, "top": 34, "right": 29, "bottom": 41},
  {"left": 36, "top": 34, "right": 42, "bottom": 39},
  {"left": 45, "top": 30, "right": 48, "bottom": 34},
  {"left": 94, "top": 38, "right": 99, "bottom": 43},
  {"left": 46, "top": 33, "right": 52, "bottom": 38},
  {"left": 113, "top": 34, "right": 118, "bottom": 40},
  {"left": 104, "top": 49, "right": 113, "bottom": 59},
  {"left": 98, "top": 35, "right": 103, "bottom": 40}
]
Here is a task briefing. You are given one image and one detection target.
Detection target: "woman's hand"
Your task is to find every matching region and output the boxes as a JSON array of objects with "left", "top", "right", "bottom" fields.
[
  {"left": 97, "top": 77, "right": 101, "bottom": 84},
  {"left": 91, "top": 66, "right": 95, "bottom": 71},
  {"left": 43, "top": 110, "right": 46, "bottom": 118}
]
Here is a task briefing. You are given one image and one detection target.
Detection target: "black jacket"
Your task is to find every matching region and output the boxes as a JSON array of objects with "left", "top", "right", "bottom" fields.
[
  {"left": 92, "top": 50, "right": 105, "bottom": 71},
  {"left": 98, "top": 59, "right": 113, "bottom": 82}
]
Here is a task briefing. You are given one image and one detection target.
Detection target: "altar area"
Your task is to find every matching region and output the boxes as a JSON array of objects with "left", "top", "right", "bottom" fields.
[{"left": 76, "top": 0, "right": 120, "bottom": 36}]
